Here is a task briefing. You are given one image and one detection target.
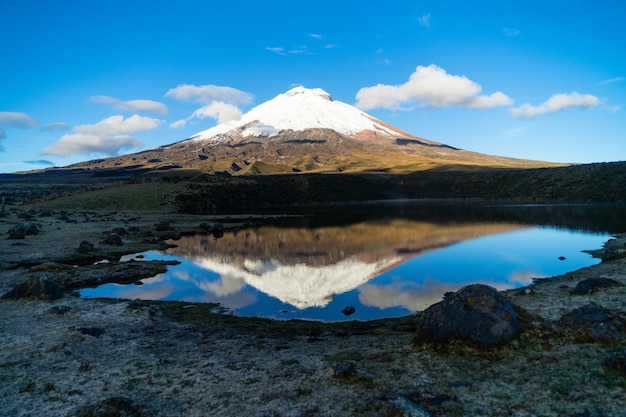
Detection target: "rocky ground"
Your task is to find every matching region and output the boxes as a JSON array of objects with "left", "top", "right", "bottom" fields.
[{"left": 0, "top": 206, "right": 625, "bottom": 416}]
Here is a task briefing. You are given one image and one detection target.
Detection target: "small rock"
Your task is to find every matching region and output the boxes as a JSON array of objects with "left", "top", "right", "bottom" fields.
[
  {"left": 602, "top": 351, "right": 626, "bottom": 376},
  {"left": 341, "top": 306, "right": 356, "bottom": 316},
  {"left": 102, "top": 233, "right": 123, "bottom": 246},
  {"left": 1, "top": 276, "right": 61, "bottom": 300},
  {"left": 154, "top": 221, "right": 171, "bottom": 232},
  {"left": 558, "top": 256, "right": 566, "bottom": 261},
  {"left": 333, "top": 361, "right": 357, "bottom": 379},
  {"left": 77, "top": 327, "right": 106, "bottom": 338},
  {"left": 603, "top": 246, "right": 626, "bottom": 261},
  {"left": 6, "top": 229, "right": 25, "bottom": 239},
  {"left": 110, "top": 227, "right": 128, "bottom": 236},
  {"left": 388, "top": 395, "right": 434, "bottom": 417},
  {"left": 71, "top": 397, "right": 142, "bottom": 417},
  {"left": 77, "top": 240, "right": 95, "bottom": 254},
  {"left": 571, "top": 278, "right": 620, "bottom": 295},
  {"left": 49, "top": 305, "right": 72, "bottom": 315}
]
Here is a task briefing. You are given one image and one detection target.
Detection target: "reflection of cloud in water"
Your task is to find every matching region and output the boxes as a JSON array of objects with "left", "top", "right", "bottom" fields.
[
  {"left": 199, "top": 274, "right": 247, "bottom": 297},
  {"left": 359, "top": 273, "right": 544, "bottom": 312},
  {"left": 508, "top": 270, "right": 546, "bottom": 285},
  {"left": 119, "top": 283, "right": 176, "bottom": 300},
  {"left": 181, "top": 287, "right": 257, "bottom": 309},
  {"left": 359, "top": 280, "right": 462, "bottom": 312}
]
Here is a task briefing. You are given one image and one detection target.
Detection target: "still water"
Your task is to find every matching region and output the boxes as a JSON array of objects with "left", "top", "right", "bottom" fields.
[{"left": 80, "top": 201, "right": 626, "bottom": 321}]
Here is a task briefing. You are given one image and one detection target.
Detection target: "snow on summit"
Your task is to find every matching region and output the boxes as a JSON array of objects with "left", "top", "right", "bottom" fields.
[{"left": 191, "top": 86, "right": 398, "bottom": 141}]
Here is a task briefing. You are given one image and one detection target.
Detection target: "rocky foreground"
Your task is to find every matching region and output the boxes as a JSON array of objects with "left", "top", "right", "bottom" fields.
[{"left": 0, "top": 208, "right": 625, "bottom": 416}]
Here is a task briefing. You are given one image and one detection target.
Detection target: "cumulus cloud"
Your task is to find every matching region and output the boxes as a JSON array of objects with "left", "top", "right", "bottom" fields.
[
  {"left": 169, "top": 119, "right": 187, "bottom": 129},
  {"left": 417, "top": 13, "right": 431, "bottom": 28},
  {"left": 509, "top": 92, "right": 601, "bottom": 118},
  {"left": 190, "top": 102, "right": 243, "bottom": 124},
  {"left": 90, "top": 95, "right": 168, "bottom": 115},
  {"left": 356, "top": 64, "right": 513, "bottom": 110},
  {"left": 166, "top": 84, "right": 253, "bottom": 128},
  {"left": 165, "top": 84, "right": 253, "bottom": 106},
  {"left": 41, "top": 122, "right": 70, "bottom": 132},
  {"left": 42, "top": 114, "right": 162, "bottom": 156},
  {"left": 0, "top": 111, "right": 39, "bottom": 128}
]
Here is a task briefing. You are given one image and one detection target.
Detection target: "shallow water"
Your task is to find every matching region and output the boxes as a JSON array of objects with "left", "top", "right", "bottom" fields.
[{"left": 80, "top": 201, "right": 626, "bottom": 321}]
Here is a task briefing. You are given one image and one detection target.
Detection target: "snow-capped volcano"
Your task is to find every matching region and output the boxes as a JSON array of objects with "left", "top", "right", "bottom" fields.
[
  {"left": 191, "top": 86, "right": 410, "bottom": 141},
  {"left": 68, "top": 86, "right": 558, "bottom": 175}
]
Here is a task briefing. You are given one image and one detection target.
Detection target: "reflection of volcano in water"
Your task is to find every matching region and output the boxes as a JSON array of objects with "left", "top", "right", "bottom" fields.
[{"left": 166, "top": 221, "right": 524, "bottom": 308}]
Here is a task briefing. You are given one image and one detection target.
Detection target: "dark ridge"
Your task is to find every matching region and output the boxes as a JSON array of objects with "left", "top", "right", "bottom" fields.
[
  {"left": 395, "top": 138, "right": 459, "bottom": 150},
  {"left": 229, "top": 141, "right": 262, "bottom": 148},
  {"left": 283, "top": 139, "right": 328, "bottom": 145}
]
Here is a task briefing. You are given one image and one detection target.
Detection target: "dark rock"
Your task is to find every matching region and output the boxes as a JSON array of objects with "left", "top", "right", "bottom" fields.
[
  {"left": 127, "top": 226, "right": 140, "bottom": 233},
  {"left": 110, "top": 227, "right": 128, "bottom": 236},
  {"left": 77, "top": 240, "right": 95, "bottom": 254},
  {"left": 71, "top": 397, "right": 142, "bottom": 417},
  {"left": 1, "top": 276, "right": 62, "bottom": 300},
  {"left": 102, "top": 233, "right": 123, "bottom": 246},
  {"left": 49, "top": 305, "right": 73, "bottom": 315},
  {"left": 341, "top": 306, "right": 356, "bottom": 316},
  {"left": 414, "top": 284, "right": 528, "bottom": 346},
  {"left": 558, "top": 303, "right": 621, "bottom": 344},
  {"left": 602, "top": 351, "right": 626, "bottom": 376},
  {"left": 333, "top": 361, "right": 357, "bottom": 379},
  {"left": 154, "top": 221, "right": 171, "bottom": 232},
  {"left": 78, "top": 327, "right": 106, "bottom": 338},
  {"left": 387, "top": 394, "right": 434, "bottom": 417},
  {"left": 603, "top": 246, "right": 626, "bottom": 261},
  {"left": 571, "top": 278, "right": 620, "bottom": 295},
  {"left": 7, "top": 222, "right": 39, "bottom": 239},
  {"left": 38, "top": 209, "right": 54, "bottom": 217},
  {"left": 558, "top": 256, "right": 566, "bottom": 261},
  {"left": 7, "top": 229, "right": 25, "bottom": 239}
]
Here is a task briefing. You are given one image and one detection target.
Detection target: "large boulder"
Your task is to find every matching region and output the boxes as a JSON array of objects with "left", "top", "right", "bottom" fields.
[
  {"left": 414, "top": 284, "right": 528, "bottom": 346},
  {"left": 558, "top": 303, "right": 622, "bottom": 344}
]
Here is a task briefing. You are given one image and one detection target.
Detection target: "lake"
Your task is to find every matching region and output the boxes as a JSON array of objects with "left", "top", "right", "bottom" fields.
[{"left": 79, "top": 201, "right": 626, "bottom": 321}]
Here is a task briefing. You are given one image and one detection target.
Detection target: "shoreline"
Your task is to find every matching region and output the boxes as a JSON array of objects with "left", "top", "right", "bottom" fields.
[{"left": 1, "top": 207, "right": 625, "bottom": 416}]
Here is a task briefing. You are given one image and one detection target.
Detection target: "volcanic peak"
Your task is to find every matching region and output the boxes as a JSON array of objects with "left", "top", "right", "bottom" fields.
[{"left": 191, "top": 86, "right": 400, "bottom": 141}]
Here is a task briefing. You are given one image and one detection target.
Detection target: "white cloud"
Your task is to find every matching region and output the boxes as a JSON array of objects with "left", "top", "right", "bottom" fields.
[
  {"left": 0, "top": 111, "right": 39, "bottom": 128},
  {"left": 266, "top": 46, "right": 286, "bottom": 55},
  {"left": 169, "top": 119, "right": 187, "bottom": 129},
  {"left": 165, "top": 84, "right": 253, "bottom": 105},
  {"left": 503, "top": 27, "right": 520, "bottom": 37},
  {"left": 417, "top": 13, "right": 431, "bottom": 28},
  {"left": 165, "top": 84, "right": 252, "bottom": 129},
  {"left": 41, "top": 122, "right": 70, "bottom": 132},
  {"left": 42, "top": 114, "right": 162, "bottom": 156},
  {"left": 191, "top": 102, "right": 243, "bottom": 124},
  {"left": 599, "top": 77, "right": 624, "bottom": 86},
  {"left": 510, "top": 92, "right": 601, "bottom": 118},
  {"left": 90, "top": 95, "right": 168, "bottom": 115},
  {"left": 355, "top": 64, "right": 513, "bottom": 110},
  {"left": 309, "top": 33, "right": 323, "bottom": 40}
]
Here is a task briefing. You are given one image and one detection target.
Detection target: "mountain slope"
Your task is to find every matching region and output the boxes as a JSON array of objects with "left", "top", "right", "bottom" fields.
[{"left": 69, "top": 86, "right": 563, "bottom": 175}]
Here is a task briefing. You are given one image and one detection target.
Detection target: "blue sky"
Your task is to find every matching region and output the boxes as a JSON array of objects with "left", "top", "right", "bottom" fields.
[{"left": 1, "top": 0, "right": 624, "bottom": 173}]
